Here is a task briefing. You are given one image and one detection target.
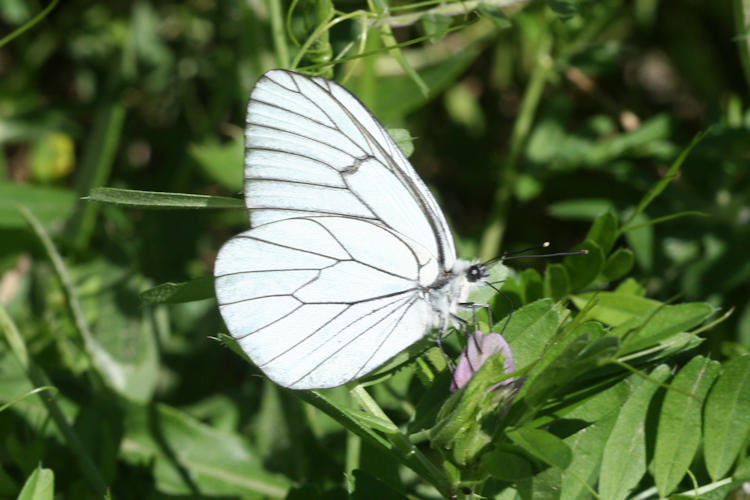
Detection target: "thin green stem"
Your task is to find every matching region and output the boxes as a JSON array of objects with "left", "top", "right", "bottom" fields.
[
  {"left": 267, "top": 0, "right": 290, "bottom": 67},
  {"left": 367, "top": 0, "right": 430, "bottom": 96},
  {"left": 733, "top": 0, "right": 750, "bottom": 89},
  {"left": 479, "top": 32, "right": 553, "bottom": 261},
  {"left": 0, "top": 0, "right": 60, "bottom": 48},
  {"left": 291, "top": 11, "right": 372, "bottom": 70},
  {"left": 344, "top": 433, "right": 361, "bottom": 491},
  {"left": 620, "top": 130, "right": 706, "bottom": 231},
  {"left": 20, "top": 207, "right": 98, "bottom": 357},
  {"left": 66, "top": 100, "right": 126, "bottom": 251},
  {"left": 349, "top": 385, "right": 453, "bottom": 497}
]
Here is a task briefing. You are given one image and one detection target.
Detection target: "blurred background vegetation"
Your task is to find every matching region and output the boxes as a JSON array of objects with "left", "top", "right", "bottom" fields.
[{"left": 1, "top": 0, "right": 749, "bottom": 497}]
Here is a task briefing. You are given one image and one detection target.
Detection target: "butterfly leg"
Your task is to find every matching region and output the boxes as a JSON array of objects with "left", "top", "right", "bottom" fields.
[
  {"left": 458, "top": 302, "right": 494, "bottom": 331},
  {"left": 435, "top": 325, "right": 455, "bottom": 372}
]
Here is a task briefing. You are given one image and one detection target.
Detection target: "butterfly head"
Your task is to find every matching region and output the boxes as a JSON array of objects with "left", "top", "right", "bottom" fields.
[{"left": 466, "top": 263, "right": 489, "bottom": 283}]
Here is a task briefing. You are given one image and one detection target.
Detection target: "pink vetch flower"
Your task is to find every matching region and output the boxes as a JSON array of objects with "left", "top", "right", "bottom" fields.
[{"left": 450, "top": 330, "right": 516, "bottom": 392}]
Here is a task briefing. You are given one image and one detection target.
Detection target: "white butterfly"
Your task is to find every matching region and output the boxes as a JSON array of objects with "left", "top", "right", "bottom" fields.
[{"left": 214, "top": 69, "right": 489, "bottom": 389}]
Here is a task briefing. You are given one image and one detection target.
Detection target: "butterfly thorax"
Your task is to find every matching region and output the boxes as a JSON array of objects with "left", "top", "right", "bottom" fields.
[{"left": 426, "top": 259, "right": 487, "bottom": 329}]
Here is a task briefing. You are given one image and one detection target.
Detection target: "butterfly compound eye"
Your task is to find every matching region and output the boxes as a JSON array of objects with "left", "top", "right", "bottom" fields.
[{"left": 466, "top": 264, "right": 487, "bottom": 283}]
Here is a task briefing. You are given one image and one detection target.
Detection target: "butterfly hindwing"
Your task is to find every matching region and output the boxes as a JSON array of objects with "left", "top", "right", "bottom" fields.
[{"left": 214, "top": 216, "right": 436, "bottom": 389}]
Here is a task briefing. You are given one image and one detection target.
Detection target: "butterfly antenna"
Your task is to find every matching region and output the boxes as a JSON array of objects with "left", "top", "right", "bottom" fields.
[{"left": 484, "top": 242, "right": 588, "bottom": 266}]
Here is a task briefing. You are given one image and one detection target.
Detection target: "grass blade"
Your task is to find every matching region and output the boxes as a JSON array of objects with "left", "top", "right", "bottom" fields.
[
  {"left": 87, "top": 187, "right": 244, "bottom": 210},
  {"left": 621, "top": 130, "right": 706, "bottom": 230},
  {"left": 0, "top": 303, "right": 108, "bottom": 497}
]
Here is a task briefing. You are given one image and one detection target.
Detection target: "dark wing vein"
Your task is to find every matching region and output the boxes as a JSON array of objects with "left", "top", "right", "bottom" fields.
[
  {"left": 247, "top": 121, "right": 364, "bottom": 159},
  {"left": 355, "top": 294, "right": 420, "bottom": 378},
  {"left": 245, "top": 176, "right": 347, "bottom": 189},
  {"left": 249, "top": 97, "right": 336, "bottom": 131},
  {"left": 238, "top": 224, "right": 417, "bottom": 281},
  {"left": 248, "top": 206, "right": 379, "bottom": 219},
  {"left": 297, "top": 74, "right": 450, "bottom": 267},
  {"left": 291, "top": 293, "right": 418, "bottom": 386},
  {"left": 257, "top": 292, "right": 408, "bottom": 368},
  {"left": 246, "top": 147, "right": 340, "bottom": 173}
]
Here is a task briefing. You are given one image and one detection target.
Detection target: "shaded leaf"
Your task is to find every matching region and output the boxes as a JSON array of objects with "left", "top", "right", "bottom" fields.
[
  {"left": 560, "top": 413, "right": 617, "bottom": 500},
  {"left": 17, "top": 466, "right": 54, "bottom": 500},
  {"left": 586, "top": 210, "right": 618, "bottom": 255},
  {"left": 653, "top": 356, "right": 720, "bottom": 496},
  {"left": 704, "top": 354, "right": 750, "bottom": 480},
  {"left": 598, "top": 365, "right": 671, "bottom": 500},
  {"left": 600, "top": 247, "right": 634, "bottom": 282},
  {"left": 543, "top": 263, "right": 570, "bottom": 300},
  {"left": 480, "top": 449, "right": 534, "bottom": 481},
  {"left": 140, "top": 277, "right": 215, "bottom": 304},
  {"left": 121, "top": 403, "right": 290, "bottom": 497},
  {"left": 507, "top": 427, "right": 572, "bottom": 469},
  {"left": 564, "top": 240, "right": 604, "bottom": 290}
]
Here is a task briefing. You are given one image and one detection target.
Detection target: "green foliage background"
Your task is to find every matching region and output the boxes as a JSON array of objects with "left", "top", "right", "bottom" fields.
[{"left": 1, "top": 0, "right": 750, "bottom": 498}]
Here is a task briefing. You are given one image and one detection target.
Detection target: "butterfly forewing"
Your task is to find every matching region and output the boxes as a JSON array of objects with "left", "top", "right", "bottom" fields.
[{"left": 244, "top": 70, "right": 456, "bottom": 269}]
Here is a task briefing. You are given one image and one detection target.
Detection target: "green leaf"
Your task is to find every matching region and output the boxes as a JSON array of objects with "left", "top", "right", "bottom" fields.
[
  {"left": 480, "top": 449, "right": 534, "bottom": 481},
  {"left": 420, "top": 13, "right": 452, "bottom": 43},
  {"left": 21, "top": 207, "right": 159, "bottom": 403},
  {"left": 140, "top": 277, "right": 215, "bottom": 304},
  {"left": 548, "top": 199, "right": 614, "bottom": 220},
  {"left": 598, "top": 365, "right": 671, "bottom": 500},
  {"left": 564, "top": 240, "right": 604, "bottom": 290},
  {"left": 571, "top": 291, "right": 661, "bottom": 326},
  {"left": 653, "top": 356, "right": 720, "bottom": 496},
  {"left": 189, "top": 137, "right": 244, "bottom": 191},
  {"left": 0, "top": 182, "right": 76, "bottom": 229},
  {"left": 87, "top": 187, "right": 244, "bottom": 210},
  {"left": 518, "top": 335, "right": 619, "bottom": 420},
  {"left": 500, "top": 299, "right": 562, "bottom": 369},
  {"left": 351, "top": 469, "right": 408, "bottom": 500},
  {"left": 619, "top": 302, "right": 715, "bottom": 353},
  {"left": 704, "top": 354, "right": 750, "bottom": 480},
  {"left": 586, "top": 210, "right": 618, "bottom": 255},
  {"left": 560, "top": 378, "right": 631, "bottom": 423},
  {"left": 600, "top": 248, "right": 634, "bottom": 282},
  {"left": 560, "top": 413, "right": 617, "bottom": 500},
  {"left": 121, "top": 403, "right": 290, "bottom": 497},
  {"left": 386, "top": 128, "right": 415, "bottom": 158},
  {"left": 17, "top": 466, "right": 54, "bottom": 500},
  {"left": 84, "top": 271, "right": 160, "bottom": 403},
  {"left": 623, "top": 211, "right": 653, "bottom": 272},
  {"left": 507, "top": 427, "right": 572, "bottom": 469},
  {"left": 543, "top": 263, "right": 570, "bottom": 300}
]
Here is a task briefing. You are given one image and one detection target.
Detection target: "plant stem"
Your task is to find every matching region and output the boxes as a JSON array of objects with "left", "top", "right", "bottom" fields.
[
  {"left": 479, "top": 32, "right": 553, "bottom": 261},
  {"left": 0, "top": 0, "right": 60, "bottom": 48},
  {"left": 267, "top": 0, "right": 290, "bottom": 68},
  {"left": 349, "top": 384, "right": 453, "bottom": 497}
]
